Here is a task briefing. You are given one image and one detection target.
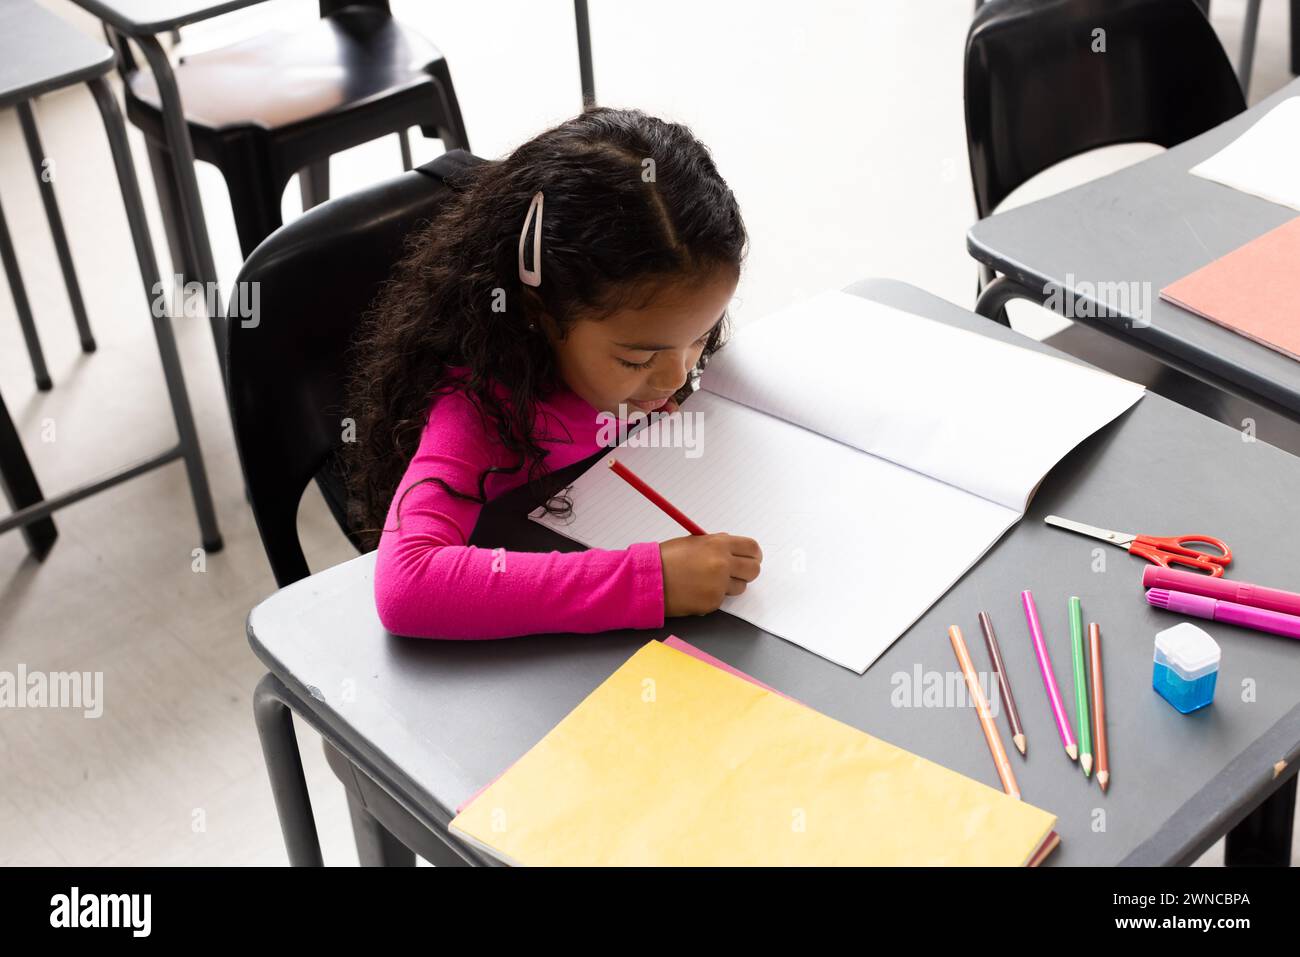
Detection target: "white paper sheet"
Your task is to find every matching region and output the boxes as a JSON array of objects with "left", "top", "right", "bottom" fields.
[
  {"left": 1190, "top": 97, "right": 1300, "bottom": 211},
  {"left": 701, "top": 291, "right": 1145, "bottom": 510},
  {"left": 529, "top": 292, "right": 1144, "bottom": 673},
  {"left": 535, "top": 392, "right": 1018, "bottom": 673}
]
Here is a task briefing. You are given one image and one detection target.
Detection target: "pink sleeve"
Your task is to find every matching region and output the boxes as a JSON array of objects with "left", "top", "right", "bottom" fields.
[{"left": 372, "top": 390, "right": 666, "bottom": 639}]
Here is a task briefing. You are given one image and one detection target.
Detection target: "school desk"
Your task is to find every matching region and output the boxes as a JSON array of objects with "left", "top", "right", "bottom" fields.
[
  {"left": 248, "top": 279, "right": 1300, "bottom": 867},
  {"left": 969, "top": 76, "right": 1300, "bottom": 423},
  {"left": 0, "top": 0, "right": 221, "bottom": 559}
]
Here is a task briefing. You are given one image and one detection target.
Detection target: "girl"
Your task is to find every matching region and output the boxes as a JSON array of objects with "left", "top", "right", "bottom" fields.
[{"left": 346, "top": 108, "right": 762, "bottom": 639}]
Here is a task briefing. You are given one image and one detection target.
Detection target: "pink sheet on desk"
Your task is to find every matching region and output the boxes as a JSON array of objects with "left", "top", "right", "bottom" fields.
[{"left": 1160, "top": 216, "right": 1300, "bottom": 361}]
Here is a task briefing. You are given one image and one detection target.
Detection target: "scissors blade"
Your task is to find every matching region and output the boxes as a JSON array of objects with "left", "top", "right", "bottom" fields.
[{"left": 1044, "top": 515, "right": 1136, "bottom": 548}]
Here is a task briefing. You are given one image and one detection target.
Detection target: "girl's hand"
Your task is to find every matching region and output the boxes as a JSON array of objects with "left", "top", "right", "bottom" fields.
[{"left": 659, "top": 534, "right": 763, "bottom": 617}]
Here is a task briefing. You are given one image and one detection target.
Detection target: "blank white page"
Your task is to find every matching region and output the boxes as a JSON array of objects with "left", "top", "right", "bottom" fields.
[
  {"left": 531, "top": 392, "right": 1017, "bottom": 673},
  {"left": 1190, "top": 97, "right": 1300, "bottom": 211},
  {"left": 700, "top": 291, "right": 1145, "bottom": 510}
]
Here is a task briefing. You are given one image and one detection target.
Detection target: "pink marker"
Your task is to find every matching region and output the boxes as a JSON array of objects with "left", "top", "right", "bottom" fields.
[
  {"left": 1143, "top": 566, "right": 1300, "bottom": 618},
  {"left": 1021, "top": 590, "right": 1078, "bottom": 762},
  {"left": 1147, "top": 589, "right": 1300, "bottom": 640}
]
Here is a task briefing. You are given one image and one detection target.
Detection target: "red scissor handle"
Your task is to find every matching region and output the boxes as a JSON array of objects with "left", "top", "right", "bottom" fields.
[{"left": 1130, "top": 534, "right": 1232, "bottom": 577}]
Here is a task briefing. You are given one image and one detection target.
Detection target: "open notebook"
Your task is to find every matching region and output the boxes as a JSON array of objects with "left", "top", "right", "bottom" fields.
[
  {"left": 531, "top": 291, "right": 1144, "bottom": 673},
  {"left": 450, "top": 639, "right": 1060, "bottom": 866}
]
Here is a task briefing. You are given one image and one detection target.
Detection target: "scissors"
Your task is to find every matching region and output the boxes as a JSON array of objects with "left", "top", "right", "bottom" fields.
[{"left": 1044, "top": 515, "right": 1233, "bottom": 577}]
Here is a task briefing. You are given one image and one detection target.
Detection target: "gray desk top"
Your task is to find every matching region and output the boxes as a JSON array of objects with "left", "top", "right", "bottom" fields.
[
  {"left": 968, "top": 78, "right": 1300, "bottom": 419},
  {"left": 247, "top": 279, "right": 1300, "bottom": 866},
  {"left": 68, "top": 0, "right": 268, "bottom": 35},
  {"left": 0, "top": 0, "right": 114, "bottom": 108}
]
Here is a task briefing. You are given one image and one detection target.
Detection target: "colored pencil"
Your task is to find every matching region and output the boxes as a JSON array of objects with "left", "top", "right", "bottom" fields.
[
  {"left": 1021, "top": 590, "right": 1078, "bottom": 761},
  {"left": 1090, "top": 623, "right": 1110, "bottom": 793},
  {"left": 948, "top": 625, "right": 1020, "bottom": 799},
  {"left": 1069, "top": 597, "right": 1093, "bottom": 778},
  {"left": 978, "top": 611, "right": 1026, "bottom": 757},
  {"left": 607, "top": 458, "right": 706, "bottom": 535}
]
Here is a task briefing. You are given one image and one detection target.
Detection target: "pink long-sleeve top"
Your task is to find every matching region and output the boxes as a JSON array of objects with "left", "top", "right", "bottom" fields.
[{"left": 373, "top": 378, "right": 666, "bottom": 638}]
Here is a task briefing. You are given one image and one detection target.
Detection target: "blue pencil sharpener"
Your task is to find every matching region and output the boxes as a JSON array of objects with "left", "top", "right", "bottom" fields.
[{"left": 1153, "top": 622, "right": 1220, "bottom": 714}]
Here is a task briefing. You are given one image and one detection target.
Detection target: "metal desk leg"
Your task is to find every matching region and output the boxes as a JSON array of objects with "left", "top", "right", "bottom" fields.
[
  {"left": 1225, "top": 773, "right": 1297, "bottom": 867},
  {"left": 0, "top": 193, "right": 52, "bottom": 391},
  {"left": 0, "top": 389, "right": 58, "bottom": 559},
  {"left": 347, "top": 793, "right": 417, "bottom": 867},
  {"left": 972, "top": 273, "right": 1040, "bottom": 327},
  {"left": 88, "top": 77, "right": 222, "bottom": 552},
  {"left": 574, "top": 0, "right": 596, "bottom": 108},
  {"left": 17, "top": 101, "right": 95, "bottom": 354},
  {"left": 133, "top": 35, "right": 229, "bottom": 388},
  {"left": 253, "top": 673, "right": 325, "bottom": 866}
]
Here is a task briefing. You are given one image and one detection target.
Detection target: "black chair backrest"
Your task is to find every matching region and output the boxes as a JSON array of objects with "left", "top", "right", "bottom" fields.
[
  {"left": 227, "top": 149, "right": 486, "bottom": 588},
  {"left": 965, "top": 0, "right": 1245, "bottom": 219}
]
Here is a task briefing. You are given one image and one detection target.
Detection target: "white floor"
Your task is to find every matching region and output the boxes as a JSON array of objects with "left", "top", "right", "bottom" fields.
[{"left": 0, "top": 0, "right": 1295, "bottom": 865}]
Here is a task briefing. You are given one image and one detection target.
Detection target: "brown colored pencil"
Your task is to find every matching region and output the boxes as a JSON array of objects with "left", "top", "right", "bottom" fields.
[
  {"left": 978, "top": 611, "right": 1027, "bottom": 756},
  {"left": 1089, "top": 622, "right": 1110, "bottom": 793}
]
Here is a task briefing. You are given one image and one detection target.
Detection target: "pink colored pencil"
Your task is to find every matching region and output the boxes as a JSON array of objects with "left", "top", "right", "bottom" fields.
[{"left": 1021, "top": 590, "right": 1078, "bottom": 761}]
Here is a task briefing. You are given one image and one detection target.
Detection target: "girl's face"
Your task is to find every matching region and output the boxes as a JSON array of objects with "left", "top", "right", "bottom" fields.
[{"left": 545, "top": 269, "right": 739, "bottom": 418}]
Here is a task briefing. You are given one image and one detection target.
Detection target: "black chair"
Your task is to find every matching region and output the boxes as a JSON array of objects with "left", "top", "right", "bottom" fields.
[
  {"left": 966, "top": 0, "right": 1243, "bottom": 224},
  {"left": 229, "top": 149, "right": 486, "bottom": 866},
  {"left": 965, "top": 0, "right": 1245, "bottom": 327},
  {"left": 108, "top": 0, "right": 470, "bottom": 266}
]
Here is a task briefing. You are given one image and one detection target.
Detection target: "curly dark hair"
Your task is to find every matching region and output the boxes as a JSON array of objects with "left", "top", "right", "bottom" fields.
[{"left": 344, "top": 107, "right": 748, "bottom": 550}]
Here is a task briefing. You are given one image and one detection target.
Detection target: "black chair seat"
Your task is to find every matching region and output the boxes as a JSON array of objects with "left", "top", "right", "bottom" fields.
[
  {"left": 126, "top": 9, "right": 440, "bottom": 134},
  {"left": 111, "top": 3, "right": 469, "bottom": 261},
  {"left": 124, "top": 7, "right": 455, "bottom": 169}
]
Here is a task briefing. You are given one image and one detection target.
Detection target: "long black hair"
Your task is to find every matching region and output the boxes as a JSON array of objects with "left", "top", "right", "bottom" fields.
[{"left": 344, "top": 108, "right": 748, "bottom": 549}]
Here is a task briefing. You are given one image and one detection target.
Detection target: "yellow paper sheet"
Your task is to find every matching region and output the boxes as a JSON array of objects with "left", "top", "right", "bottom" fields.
[{"left": 450, "top": 641, "right": 1056, "bottom": 865}]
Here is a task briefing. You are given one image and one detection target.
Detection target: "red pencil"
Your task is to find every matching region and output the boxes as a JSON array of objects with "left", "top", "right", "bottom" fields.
[{"left": 608, "top": 458, "right": 706, "bottom": 535}]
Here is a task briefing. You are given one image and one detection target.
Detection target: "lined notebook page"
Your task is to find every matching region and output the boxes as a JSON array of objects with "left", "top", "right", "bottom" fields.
[{"left": 533, "top": 392, "right": 1017, "bottom": 673}]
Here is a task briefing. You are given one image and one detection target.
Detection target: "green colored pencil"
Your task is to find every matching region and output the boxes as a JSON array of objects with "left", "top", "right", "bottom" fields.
[{"left": 1069, "top": 596, "right": 1093, "bottom": 778}]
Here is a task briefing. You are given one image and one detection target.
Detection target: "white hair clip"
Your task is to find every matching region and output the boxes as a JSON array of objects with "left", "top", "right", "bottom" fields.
[{"left": 518, "top": 191, "right": 544, "bottom": 287}]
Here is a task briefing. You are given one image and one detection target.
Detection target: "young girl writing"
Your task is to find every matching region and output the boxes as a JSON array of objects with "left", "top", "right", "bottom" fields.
[{"left": 346, "top": 108, "right": 762, "bottom": 639}]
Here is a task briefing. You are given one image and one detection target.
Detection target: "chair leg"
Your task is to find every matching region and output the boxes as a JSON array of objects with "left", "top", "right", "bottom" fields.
[
  {"left": 347, "top": 793, "right": 417, "bottom": 867},
  {"left": 398, "top": 129, "right": 413, "bottom": 172},
  {"left": 0, "top": 193, "right": 52, "bottom": 391},
  {"left": 1239, "top": 0, "right": 1262, "bottom": 98},
  {"left": 17, "top": 102, "right": 95, "bottom": 354},
  {"left": 1292, "top": 0, "right": 1300, "bottom": 75},
  {"left": 298, "top": 159, "right": 331, "bottom": 211},
  {"left": 421, "top": 58, "right": 471, "bottom": 152},
  {"left": 0, "top": 389, "right": 59, "bottom": 560},
  {"left": 225, "top": 165, "right": 286, "bottom": 260}
]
